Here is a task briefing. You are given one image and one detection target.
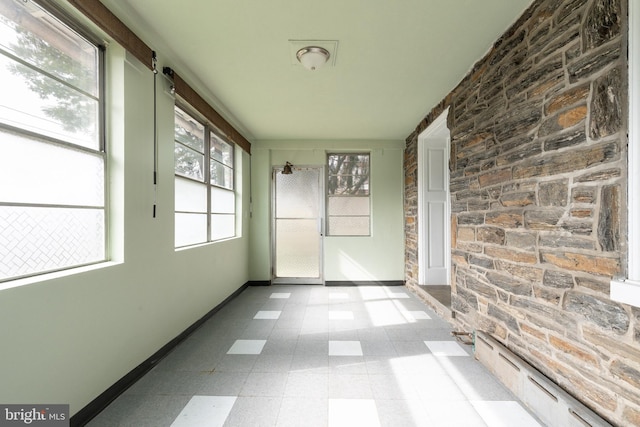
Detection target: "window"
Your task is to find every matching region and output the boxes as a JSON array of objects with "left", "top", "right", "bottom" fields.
[
  {"left": 611, "top": 0, "right": 640, "bottom": 306},
  {"left": 174, "top": 106, "right": 235, "bottom": 247},
  {"left": 327, "top": 153, "right": 370, "bottom": 236},
  {"left": 0, "top": 1, "right": 105, "bottom": 281}
]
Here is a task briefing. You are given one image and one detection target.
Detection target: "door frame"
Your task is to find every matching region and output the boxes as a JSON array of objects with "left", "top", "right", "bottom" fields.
[
  {"left": 270, "top": 165, "right": 325, "bottom": 285},
  {"left": 417, "top": 108, "right": 451, "bottom": 286}
]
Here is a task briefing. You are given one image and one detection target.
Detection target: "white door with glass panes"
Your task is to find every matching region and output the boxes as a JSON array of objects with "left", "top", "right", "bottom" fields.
[{"left": 272, "top": 166, "right": 324, "bottom": 284}]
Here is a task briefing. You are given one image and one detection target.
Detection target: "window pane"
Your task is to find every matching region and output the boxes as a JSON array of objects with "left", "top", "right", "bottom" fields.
[
  {"left": 0, "top": 0, "right": 99, "bottom": 97},
  {"left": 211, "top": 186, "right": 235, "bottom": 214},
  {"left": 175, "top": 143, "right": 204, "bottom": 181},
  {"left": 328, "top": 154, "right": 370, "bottom": 195},
  {"left": 0, "top": 129, "right": 104, "bottom": 206},
  {"left": 0, "top": 206, "right": 105, "bottom": 280},
  {"left": 328, "top": 216, "right": 370, "bottom": 236},
  {"left": 175, "top": 176, "right": 207, "bottom": 213},
  {"left": 211, "top": 214, "right": 235, "bottom": 241},
  {"left": 0, "top": 1, "right": 105, "bottom": 281},
  {"left": 0, "top": 55, "right": 100, "bottom": 149},
  {"left": 328, "top": 154, "right": 370, "bottom": 175},
  {"left": 327, "top": 153, "right": 370, "bottom": 236},
  {"left": 211, "top": 133, "right": 233, "bottom": 167},
  {"left": 175, "top": 213, "right": 207, "bottom": 247},
  {"left": 328, "top": 174, "right": 370, "bottom": 195},
  {"left": 328, "top": 196, "right": 370, "bottom": 216},
  {"left": 210, "top": 161, "right": 233, "bottom": 189},
  {"left": 174, "top": 107, "right": 204, "bottom": 152},
  {"left": 173, "top": 105, "right": 236, "bottom": 247}
]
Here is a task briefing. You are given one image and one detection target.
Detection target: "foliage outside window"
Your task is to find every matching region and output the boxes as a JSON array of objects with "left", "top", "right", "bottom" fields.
[
  {"left": 327, "top": 153, "right": 370, "bottom": 236},
  {"left": 0, "top": 0, "right": 105, "bottom": 281},
  {"left": 174, "top": 106, "right": 235, "bottom": 247}
]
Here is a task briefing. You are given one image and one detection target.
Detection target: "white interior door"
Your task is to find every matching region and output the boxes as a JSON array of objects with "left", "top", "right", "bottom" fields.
[
  {"left": 418, "top": 109, "right": 450, "bottom": 285},
  {"left": 272, "top": 166, "right": 323, "bottom": 284}
]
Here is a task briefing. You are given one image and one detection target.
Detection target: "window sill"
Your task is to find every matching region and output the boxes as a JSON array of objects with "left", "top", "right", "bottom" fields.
[
  {"left": 175, "top": 236, "right": 240, "bottom": 252},
  {"left": 0, "top": 261, "right": 122, "bottom": 292},
  {"left": 326, "top": 235, "right": 372, "bottom": 238},
  {"left": 610, "top": 278, "right": 640, "bottom": 308}
]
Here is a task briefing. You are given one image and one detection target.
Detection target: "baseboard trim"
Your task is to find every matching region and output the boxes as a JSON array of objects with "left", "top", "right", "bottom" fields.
[
  {"left": 247, "top": 280, "right": 271, "bottom": 286},
  {"left": 325, "top": 280, "right": 405, "bottom": 287},
  {"left": 70, "top": 282, "right": 249, "bottom": 427}
]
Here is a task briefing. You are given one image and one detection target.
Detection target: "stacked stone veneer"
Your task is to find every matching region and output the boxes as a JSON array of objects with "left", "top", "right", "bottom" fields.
[{"left": 404, "top": 0, "right": 639, "bottom": 424}]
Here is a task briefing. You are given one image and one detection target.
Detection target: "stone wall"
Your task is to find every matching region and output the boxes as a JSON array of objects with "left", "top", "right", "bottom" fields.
[{"left": 404, "top": 0, "right": 639, "bottom": 424}]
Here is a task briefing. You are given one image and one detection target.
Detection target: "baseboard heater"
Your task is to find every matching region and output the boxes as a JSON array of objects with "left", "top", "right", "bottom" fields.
[{"left": 473, "top": 330, "right": 613, "bottom": 427}]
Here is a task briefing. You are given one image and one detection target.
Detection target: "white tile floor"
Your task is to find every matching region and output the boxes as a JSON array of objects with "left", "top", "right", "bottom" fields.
[
  {"left": 328, "top": 340, "right": 363, "bottom": 356},
  {"left": 254, "top": 311, "right": 282, "bottom": 320},
  {"left": 87, "top": 285, "right": 546, "bottom": 426},
  {"left": 227, "top": 339, "right": 267, "bottom": 355}
]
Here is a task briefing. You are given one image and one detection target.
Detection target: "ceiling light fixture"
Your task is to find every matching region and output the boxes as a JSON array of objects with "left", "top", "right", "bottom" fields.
[{"left": 296, "top": 46, "right": 330, "bottom": 71}]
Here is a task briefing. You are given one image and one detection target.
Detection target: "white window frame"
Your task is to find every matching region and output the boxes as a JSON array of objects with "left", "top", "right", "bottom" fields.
[
  {"left": 174, "top": 104, "right": 236, "bottom": 248},
  {"left": 326, "top": 152, "right": 371, "bottom": 237},
  {"left": 0, "top": 1, "right": 106, "bottom": 282},
  {"left": 610, "top": 1, "right": 640, "bottom": 306}
]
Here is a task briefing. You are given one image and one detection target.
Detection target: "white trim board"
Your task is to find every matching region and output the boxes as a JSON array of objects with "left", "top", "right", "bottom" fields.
[{"left": 611, "top": 0, "right": 640, "bottom": 307}]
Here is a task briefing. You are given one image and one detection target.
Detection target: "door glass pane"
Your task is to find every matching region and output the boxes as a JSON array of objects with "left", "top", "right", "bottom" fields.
[
  {"left": 275, "top": 219, "right": 320, "bottom": 278},
  {"left": 276, "top": 169, "right": 319, "bottom": 218}
]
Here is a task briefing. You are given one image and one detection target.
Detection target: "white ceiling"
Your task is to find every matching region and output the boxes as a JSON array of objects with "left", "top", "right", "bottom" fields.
[{"left": 100, "top": 0, "right": 533, "bottom": 142}]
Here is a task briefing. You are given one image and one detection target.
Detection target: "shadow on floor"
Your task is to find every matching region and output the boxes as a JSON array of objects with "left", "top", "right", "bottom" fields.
[
  {"left": 417, "top": 285, "right": 451, "bottom": 309},
  {"left": 411, "top": 285, "right": 452, "bottom": 323}
]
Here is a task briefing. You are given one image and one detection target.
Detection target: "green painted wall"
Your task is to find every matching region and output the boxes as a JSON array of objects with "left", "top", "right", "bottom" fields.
[
  {"left": 0, "top": 45, "right": 251, "bottom": 415},
  {"left": 250, "top": 140, "right": 405, "bottom": 282}
]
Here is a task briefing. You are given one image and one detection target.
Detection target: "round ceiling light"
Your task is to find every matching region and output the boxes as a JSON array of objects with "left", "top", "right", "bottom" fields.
[{"left": 296, "top": 46, "right": 330, "bottom": 71}]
